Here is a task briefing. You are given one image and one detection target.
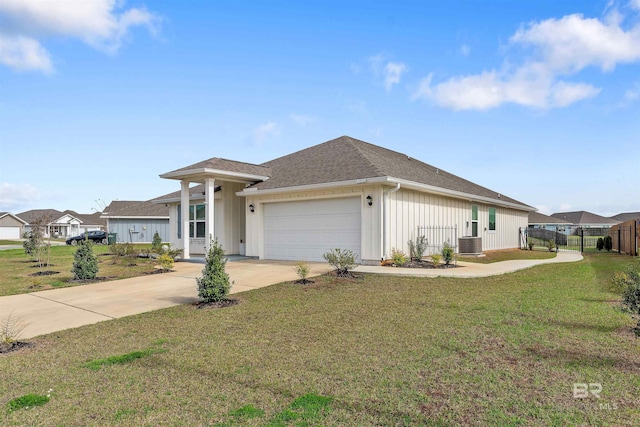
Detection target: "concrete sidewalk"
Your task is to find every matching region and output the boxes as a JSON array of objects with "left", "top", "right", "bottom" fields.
[
  {"left": 0, "top": 260, "right": 332, "bottom": 339},
  {"left": 355, "top": 251, "right": 583, "bottom": 277},
  {"left": 1, "top": 252, "right": 582, "bottom": 340}
]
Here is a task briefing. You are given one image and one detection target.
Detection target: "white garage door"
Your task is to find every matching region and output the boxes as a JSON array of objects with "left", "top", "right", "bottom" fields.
[
  {"left": 264, "top": 197, "right": 361, "bottom": 262},
  {"left": 0, "top": 226, "right": 20, "bottom": 239}
]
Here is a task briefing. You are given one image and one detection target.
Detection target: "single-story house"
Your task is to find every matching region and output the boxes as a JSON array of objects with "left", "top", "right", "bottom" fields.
[
  {"left": 551, "top": 211, "right": 620, "bottom": 228},
  {"left": 155, "top": 136, "right": 535, "bottom": 264},
  {"left": 528, "top": 211, "right": 572, "bottom": 232},
  {"left": 17, "top": 209, "right": 106, "bottom": 238},
  {"left": 0, "top": 212, "right": 28, "bottom": 239},
  {"left": 101, "top": 200, "right": 170, "bottom": 243},
  {"left": 610, "top": 212, "right": 640, "bottom": 222}
]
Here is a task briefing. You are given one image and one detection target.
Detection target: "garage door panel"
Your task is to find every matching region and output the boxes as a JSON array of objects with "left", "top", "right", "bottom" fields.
[
  {"left": 264, "top": 198, "right": 361, "bottom": 262},
  {"left": 0, "top": 227, "right": 20, "bottom": 239}
]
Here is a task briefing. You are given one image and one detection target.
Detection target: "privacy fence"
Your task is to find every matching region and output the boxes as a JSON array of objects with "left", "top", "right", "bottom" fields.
[{"left": 608, "top": 220, "right": 639, "bottom": 256}]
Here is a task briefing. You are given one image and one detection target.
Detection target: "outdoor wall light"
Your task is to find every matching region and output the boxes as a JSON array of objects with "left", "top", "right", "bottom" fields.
[
  {"left": 249, "top": 204, "right": 255, "bottom": 213},
  {"left": 366, "top": 195, "right": 373, "bottom": 207}
]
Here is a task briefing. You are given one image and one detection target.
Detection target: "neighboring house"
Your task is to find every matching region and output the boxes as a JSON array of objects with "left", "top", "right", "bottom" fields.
[
  {"left": 528, "top": 211, "right": 572, "bottom": 232},
  {"left": 17, "top": 209, "right": 106, "bottom": 238},
  {"left": 551, "top": 211, "right": 619, "bottom": 228},
  {"left": 610, "top": 212, "right": 640, "bottom": 222},
  {"left": 155, "top": 136, "right": 534, "bottom": 264},
  {"left": 0, "top": 212, "right": 28, "bottom": 239},
  {"left": 101, "top": 200, "right": 170, "bottom": 243}
]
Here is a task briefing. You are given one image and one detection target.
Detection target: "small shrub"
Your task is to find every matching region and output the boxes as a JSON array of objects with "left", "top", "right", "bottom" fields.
[
  {"left": 604, "top": 235, "right": 613, "bottom": 252},
  {"left": 441, "top": 243, "right": 454, "bottom": 266},
  {"left": 295, "top": 261, "right": 311, "bottom": 282},
  {"left": 322, "top": 248, "right": 357, "bottom": 276},
  {"left": 157, "top": 253, "right": 174, "bottom": 271},
  {"left": 391, "top": 248, "right": 407, "bottom": 266},
  {"left": 546, "top": 239, "right": 556, "bottom": 252},
  {"left": 165, "top": 247, "right": 183, "bottom": 260},
  {"left": 7, "top": 394, "right": 49, "bottom": 412},
  {"left": 430, "top": 253, "right": 442, "bottom": 266},
  {"left": 151, "top": 231, "right": 163, "bottom": 253},
  {"left": 72, "top": 240, "right": 98, "bottom": 280},
  {"left": 408, "top": 235, "right": 428, "bottom": 261},
  {"left": 1, "top": 312, "right": 27, "bottom": 346},
  {"left": 596, "top": 237, "right": 604, "bottom": 251},
  {"left": 197, "top": 239, "right": 233, "bottom": 303}
]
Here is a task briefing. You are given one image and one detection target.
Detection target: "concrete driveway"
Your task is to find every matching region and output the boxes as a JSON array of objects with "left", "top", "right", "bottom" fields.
[
  {"left": 0, "top": 260, "right": 333, "bottom": 339},
  {"left": 1, "top": 252, "right": 583, "bottom": 340}
]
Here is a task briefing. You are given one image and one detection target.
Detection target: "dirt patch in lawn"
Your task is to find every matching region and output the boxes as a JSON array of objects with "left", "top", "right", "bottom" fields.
[
  {"left": 0, "top": 341, "right": 33, "bottom": 355},
  {"left": 192, "top": 298, "right": 240, "bottom": 310}
]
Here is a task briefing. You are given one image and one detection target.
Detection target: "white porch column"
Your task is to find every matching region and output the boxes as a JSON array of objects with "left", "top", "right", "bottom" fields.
[
  {"left": 205, "top": 178, "right": 215, "bottom": 253},
  {"left": 181, "top": 180, "right": 191, "bottom": 260}
]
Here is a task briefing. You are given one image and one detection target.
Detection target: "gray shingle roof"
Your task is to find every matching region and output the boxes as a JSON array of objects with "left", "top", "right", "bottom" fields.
[
  {"left": 16, "top": 209, "right": 106, "bottom": 227},
  {"left": 529, "top": 211, "right": 572, "bottom": 225},
  {"left": 251, "top": 136, "right": 531, "bottom": 208},
  {"left": 551, "top": 211, "right": 619, "bottom": 225},
  {"left": 17, "top": 209, "right": 64, "bottom": 224},
  {"left": 103, "top": 200, "right": 170, "bottom": 217},
  {"left": 165, "top": 157, "right": 271, "bottom": 177},
  {"left": 610, "top": 212, "right": 640, "bottom": 222}
]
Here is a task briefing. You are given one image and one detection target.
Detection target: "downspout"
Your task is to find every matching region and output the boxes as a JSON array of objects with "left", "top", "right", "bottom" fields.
[{"left": 382, "top": 182, "right": 401, "bottom": 260}]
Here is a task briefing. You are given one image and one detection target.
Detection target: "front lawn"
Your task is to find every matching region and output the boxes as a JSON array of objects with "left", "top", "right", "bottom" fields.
[
  {"left": 0, "top": 245, "right": 159, "bottom": 296},
  {"left": 1, "top": 254, "right": 638, "bottom": 425}
]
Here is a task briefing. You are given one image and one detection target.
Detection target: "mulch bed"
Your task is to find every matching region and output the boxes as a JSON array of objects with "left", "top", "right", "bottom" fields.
[
  {"left": 294, "top": 279, "right": 315, "bottom": 285},
  {"left": 385, "top": 260, "right": 459, "bottom": 269},
  {"left": 193, "top": 299, "right": 239, "bottom": 310},
  {"left": 0, "top": 341, "right": 33, "bottom": 355},
  {"left": 29, "top": 271, "right": 60, "bottom": 276}
]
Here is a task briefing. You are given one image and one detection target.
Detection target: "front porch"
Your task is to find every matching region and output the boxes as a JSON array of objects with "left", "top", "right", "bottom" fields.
[{"left": 157, "top": 157, "right": 271, "bottom": 259}]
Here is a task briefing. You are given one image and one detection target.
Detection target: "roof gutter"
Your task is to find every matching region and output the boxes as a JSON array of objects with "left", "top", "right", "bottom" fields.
[
  {"left": 382, "top": 183, "right": 401, "bottom": 260},
  {"left": 385, "top": 177, "right": 535, "bottom": 212}
]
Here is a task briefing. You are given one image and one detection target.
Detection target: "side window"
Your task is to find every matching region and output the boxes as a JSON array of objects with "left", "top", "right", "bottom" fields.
[
  {"left": 489, "top": 207, "right": 496, "bottom": 231},
  {"left": 471, "top": 205, "right": 478, "bottom": 237}
]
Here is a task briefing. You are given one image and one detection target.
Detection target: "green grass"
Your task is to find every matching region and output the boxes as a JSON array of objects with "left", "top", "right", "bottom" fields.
[
  {"left": 82, "top": 346, "right": 167, "bottom": 370},
  {"left": 6, "top": 394, "right": 50, "bottom": 412},
  {"left": 459, "top": 248, "right": 557, "bottom": 263},
  {"left": 1, "top": 254, "right": 638, "bottom": 425},
  {"left": 0, "top": 244, "right": 159, "bottom": 296},
  {"left": 0, "top": 240, "right": 23, "bottom": 246}
]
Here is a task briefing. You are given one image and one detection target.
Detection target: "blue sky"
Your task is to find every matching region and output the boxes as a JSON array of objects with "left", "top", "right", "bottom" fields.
[{"left": 1, "top": 0, "right": 638, "bottom": 217}]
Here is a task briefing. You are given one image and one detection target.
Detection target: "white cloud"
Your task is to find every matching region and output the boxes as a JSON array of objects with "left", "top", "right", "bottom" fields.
[
  {"left": 0, "top": 183, "right": 39, "bottom": 211},
  {"left": 368, "top": 54, "right": 407, "bottom": 92},
  {"left": 414, "top": 10, "right": 640, "bottom": 110},
  {"left": 629, "top": 0, "right": 640, "bottom": 11},
  {"left": 289, "top": 114, "right": 315, "bottom": 126},
  {"left": 253, "top": 121, "right": 279, "bottom": 143},
  {"left": 384, "top": 62, "right": 408, "bottom": 92},
  {"left": 460, "top": 44, "right": 471, "bottom": 57},
  {"left": 0, "top": 0, "right": 160, "bottom": 73},
  {"left": 559, "top": 203, "right": 572, "bottom": 211},
  {"left": 535, "top": 205, "right": 551, "bottom": 215},
  {"left": 0, "top": 36, "right": 52, "bottom": 73}
]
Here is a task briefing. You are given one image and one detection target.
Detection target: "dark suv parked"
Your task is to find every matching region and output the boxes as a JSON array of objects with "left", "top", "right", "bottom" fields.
[{"left": 66, "top": 230, "right": 108, "bottom": 245}]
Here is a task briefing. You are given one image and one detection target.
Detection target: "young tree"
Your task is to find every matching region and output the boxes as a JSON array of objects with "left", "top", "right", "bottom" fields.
[
  {"left": 197, "top": 239, "right": 232, "bottom": 303},
  {"left": 151, "top": 231, "right": 163, "bottom": 253},
  {"left": 72, "top": 239, "right": 98, "bottom": 280}
]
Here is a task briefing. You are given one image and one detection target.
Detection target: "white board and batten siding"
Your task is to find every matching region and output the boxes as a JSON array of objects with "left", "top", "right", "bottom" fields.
[
  {"left": 263, "top": 197, "right": 361, "bottom": 262},
  {"left": 387, "top": 189, "right": 528, "bottom": 253}
]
